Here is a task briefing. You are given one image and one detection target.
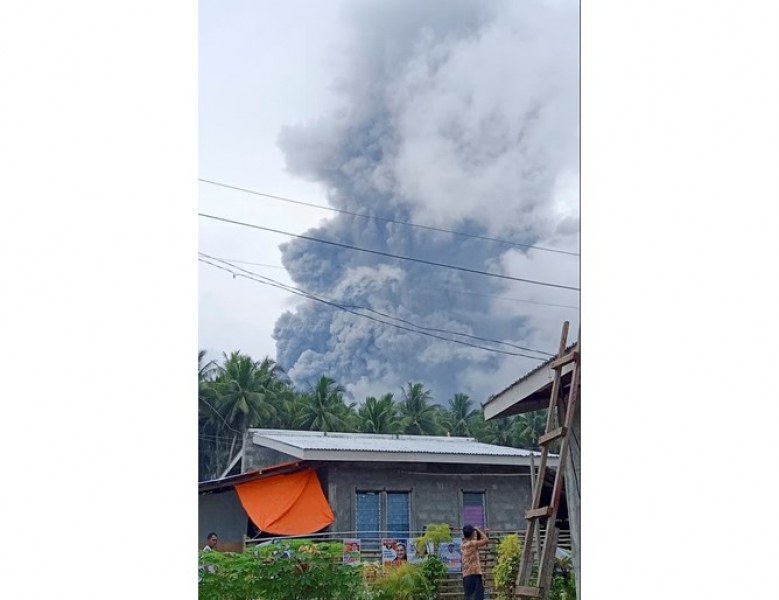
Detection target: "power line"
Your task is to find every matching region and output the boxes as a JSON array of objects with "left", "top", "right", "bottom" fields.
[
  {"left": 200, "top": 253, "right": 556, "bottom": 356},
  {"left": 207, "top": 258, "right": 286, "bottom": 269},
  {"left": 200, "top": 254, "right": 579, "bottom": 310},
  {"left": 342, "top": 304, "right": 555, "bottom": 357},
  {"left": 199, "top": 178, "right": 580, "bottom": 257},
  {"left": 199, "top": 213, "right": 580, "bottom": 292},
  {"left": 419, "top": 285, "right": 579, "bottom": 310},
  {"left": 199, "top": 255, "right": 549, "bottom": 361},
  {"left": 199, "top": 396, "right": 243, "bottom": 435}
]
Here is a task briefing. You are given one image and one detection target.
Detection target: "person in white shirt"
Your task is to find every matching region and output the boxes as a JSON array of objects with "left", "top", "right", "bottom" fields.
[{"left": 202, "top": 532, "right": 218, "bottom": 552}]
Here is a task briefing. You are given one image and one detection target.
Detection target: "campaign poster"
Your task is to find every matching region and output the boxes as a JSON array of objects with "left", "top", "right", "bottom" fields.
[
  {"left": 407, "top": 538, "right": 434, "bottom": 564},
  {"left": 438, "top": 538, "right": 462, "bottom": 572},
  {"left": 342, "top": 538, "right": 361, "bottom": 565},
  {"left": 381, "top": 538, "right": 409, "bottom": 567}
]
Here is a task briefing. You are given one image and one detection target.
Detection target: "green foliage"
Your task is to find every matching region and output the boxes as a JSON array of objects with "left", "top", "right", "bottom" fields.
[
  {"left": 493, "top": 534, "right": 522, "bottom": 600},
  {"left": 547, "top": 555, "right": 576, "bottom": 600},
  {"left": 415, "top": 523, "right": 453, "bottom": 556},
  {"left": 358, "top": 394, "right": 400, "bottom": 434},
  {"left": 199, "top": 540, "right": 364, "bottom": 600},
  {"left": 299, "top": 375, "right": 353, "bottom": 432},
  {"left": 399, "top": 382, "right": 442, "bottom": 435},
  {"left": 441, "top": 393, "right": 479, "bottom": 436},
  {"left": 548, "top": 572, "right": 576, "bottom": 600},
  {"left": 369, "top": 563, "right": 434, "bottom": 600},
  {"left": 198, "top": 348, "right": 556, "bottom": 480},
  {"left": 419, "top": 556, "right": 448, "bottom": 598}
]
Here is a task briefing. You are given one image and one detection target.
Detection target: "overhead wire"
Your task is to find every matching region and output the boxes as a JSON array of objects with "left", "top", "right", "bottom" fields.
[
  {"left": 200, "top": 255, "right": 579, "bottom": 310},
  {"left": 199, "top": 178, "right": 580, "bottom": 257},
  {"left": 200, "top": 252, "right": 553, "bottom": 356},
  {"left": 199, "top": 213, "right": 580, "bottom": 292},
  {"left": 199, "top": 254, "right": 550, "bottom": 361}
]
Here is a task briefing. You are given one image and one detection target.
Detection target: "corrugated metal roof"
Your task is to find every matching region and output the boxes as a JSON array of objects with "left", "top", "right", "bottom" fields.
[
  {"left": 249, "top": 429, "right": 536, "bottom": 457},
  {"left": 482, "top": 342, "right": 578, "bottom": 411},
  {"left": 198, "top": 460, "right": 308, "bottom": 493}
]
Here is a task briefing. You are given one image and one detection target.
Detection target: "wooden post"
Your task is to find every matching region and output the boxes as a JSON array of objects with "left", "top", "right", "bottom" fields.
[{"left": 528, "top": 453, "right": 543, "bottom": 560}]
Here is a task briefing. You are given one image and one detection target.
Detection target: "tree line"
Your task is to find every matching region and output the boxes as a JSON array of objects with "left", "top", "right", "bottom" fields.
[{"left": 199, "top": 350, "right": 548, "bottom": 481}]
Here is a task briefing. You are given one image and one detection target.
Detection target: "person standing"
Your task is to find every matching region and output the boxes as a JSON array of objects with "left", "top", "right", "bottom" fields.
[
  {"left": 461, "top": 524, "right": 489, "bottom": 600},
  {"left": 200, "top": 532, "right": 219, "bottom": 580},
  {"left": 202, "top": 532, "right": 218, "bottom": 552}
]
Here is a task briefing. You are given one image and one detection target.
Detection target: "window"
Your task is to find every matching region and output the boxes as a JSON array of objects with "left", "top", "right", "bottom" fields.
[
  {"left": 355, "top": 490, "right": 411, "bottom": 549},
  {"left": 356, "top": 492, "right": 381, "bottom": 550},
  {"left": 462, "top": 491, "right": 486, "bottom": 529},
  {"left": 386, "top": 492, "right": 410, "bottom": 539}
]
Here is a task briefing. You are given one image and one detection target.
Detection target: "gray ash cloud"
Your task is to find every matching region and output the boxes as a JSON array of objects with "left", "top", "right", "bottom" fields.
[{"left": 273, "top": 0, "right": 580, "bottom": 404}]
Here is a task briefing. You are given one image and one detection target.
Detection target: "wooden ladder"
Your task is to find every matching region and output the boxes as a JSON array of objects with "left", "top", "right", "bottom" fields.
[{"left": 515, "top": 321, "right": 580, "bottom": 599}]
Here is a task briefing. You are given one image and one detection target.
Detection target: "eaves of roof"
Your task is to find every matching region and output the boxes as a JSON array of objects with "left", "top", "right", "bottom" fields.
[
  {"left": 198, "top": 460, "right": 311, "bottom": 494},
  {"left": 482, "top": 343, "right": 578, "bottom": 420}
]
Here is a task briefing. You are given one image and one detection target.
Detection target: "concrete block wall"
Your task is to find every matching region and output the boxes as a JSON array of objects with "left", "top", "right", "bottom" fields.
[
  {"left": 242, "top": 443, "right": 297, "bottom": 471},
  {"left": 199, "top": 489, "right": 247, "bottom": 548},
  {"left": 326, "top": 462, "right": 533, "bottom": 534}
]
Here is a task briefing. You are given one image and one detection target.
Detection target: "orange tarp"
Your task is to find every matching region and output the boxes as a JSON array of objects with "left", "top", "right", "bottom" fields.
[{"left": 235, "top": 469, "right": 335, "bottom": 536}]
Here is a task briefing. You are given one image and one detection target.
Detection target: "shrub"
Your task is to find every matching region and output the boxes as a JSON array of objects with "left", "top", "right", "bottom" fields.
[
  {"left": 547, "top": 554, "right": 576, "bottom": 600},
  {"left": 370, "top": 563, "right": 433, "bottom": 600},
  {"left": 199, "top": 539, "right": 364, "bottom": 600},
  {"left": 414, "top": 523, "right": 452, "bottom": 556},
  {"left": 493, "top": 534, "right": 522, "bottom": 600}
]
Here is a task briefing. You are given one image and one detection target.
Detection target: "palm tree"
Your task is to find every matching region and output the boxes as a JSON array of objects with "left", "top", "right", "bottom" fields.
[
  {"left": 299, "top": 375, "right": 353, "bottom": 432},
  {"left": 442, "top": 393, "right": 479, "bottom": 436},
  {"left": 199, "top": 349, "right": 217, "bottom": 384},
  {"left": 358, "top": 393, "right": 400, "bottom": 434},
  {"left": 471, "top": 411, "right": 516, "bottom": 447},
  {"left": 269, "top": 384, "right": 305, "bottom": 429},
  {"left": 213, "top": 352, "right": 277, "bottom": 430},
  {"left": 513, "top": 410, "right": 549, "bottom": 449},
  {"left": 399, "top": 382, "right": 442, "bottom": 435},
  {"left": 202, "top": 351, "right": 279, "bottom": 477}
]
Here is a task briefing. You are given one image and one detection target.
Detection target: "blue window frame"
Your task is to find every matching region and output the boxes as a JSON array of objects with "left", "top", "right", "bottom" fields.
[
  {"left": 386, "top": 492, "right": 410, "bottom": 539},
  {"left": 356, "top": 491, "right": 381, "bottom": 550},
  {"left": 355, "top": 490, "right": 411, "bottom": 549}
]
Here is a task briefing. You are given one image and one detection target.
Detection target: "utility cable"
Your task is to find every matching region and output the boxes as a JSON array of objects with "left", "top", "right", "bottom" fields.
[
  {"left": 201, "top": 253, "right": 556, "bottom": 357},
  {"left": 199, "top": 178, "right": 580, "bottom": 257},
  {"left": 200, "top": 253, "right": 553, "bottom": 357},
  {"left": 200, "top": 255, "right": 579, "bottom": 310},
  {"left": 199, "top": 213, "right": 580, "bottom": 292},
  {"left": 199, "top": 256, "right": 548, "bottom": 361}
]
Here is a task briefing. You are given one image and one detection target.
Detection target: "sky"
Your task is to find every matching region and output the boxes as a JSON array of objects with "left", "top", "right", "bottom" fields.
[
  {"left": 199, "top": 0, "right": 580, "bottom": 405},
  {"left": 7, "top": 2, "right": 779, "bottom": 594},
  {"left": 199, "top": 0, "right": 350, "bottom": 360}
]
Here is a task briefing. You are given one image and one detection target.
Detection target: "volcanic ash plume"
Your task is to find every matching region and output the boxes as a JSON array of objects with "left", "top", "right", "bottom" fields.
[{"left": 273, "top": 0, "right": 580, "bottom": 404}]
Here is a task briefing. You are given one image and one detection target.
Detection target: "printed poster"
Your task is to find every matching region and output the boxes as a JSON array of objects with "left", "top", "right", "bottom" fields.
[
  {"left": 342, "top": 538, "right": 361, "bottom": 565},
  {"left": 381, "top": 538, "right": 409, "bottom": 567},
  {"left": 407, "top": 537, "right": 434, "bottom": 564},
  {"left": 438, "top": 538, "right": 462, "bottom": 572}
]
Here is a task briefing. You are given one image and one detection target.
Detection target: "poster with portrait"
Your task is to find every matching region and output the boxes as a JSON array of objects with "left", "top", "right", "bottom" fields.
[
  {"left": 438, "top": 537, "right": 462, "bottom": 572},
  {"left": 381, "top": 538, "right": 409, "bottom": 567},
  {"left": 406, "top": 537, "right": 433, "bottom": 565},
  {"left": 342, "top": 538, "right": 361, "bottom": 565}
]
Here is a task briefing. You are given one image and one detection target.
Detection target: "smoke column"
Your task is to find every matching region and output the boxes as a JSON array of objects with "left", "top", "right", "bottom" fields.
[{"left": 273, "top": 0, "right": 579, "bottom": 404}]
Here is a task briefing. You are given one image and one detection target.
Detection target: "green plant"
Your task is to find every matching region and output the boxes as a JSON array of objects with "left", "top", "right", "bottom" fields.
[
  {"left": 199, "top": 540, "right": 365, "bottom": 600},
  {"left": 546, "top": 555, "right": 576, "bottom": 600},
  {"left": 493, "top": 534, "right": 522, "bottom": 600},
  {"left": 548, "top": 572, "right": 576, "bottom": 600},
  {"left": 370, "top": 563, "right": 433, "bottom": 600},
  {"left": 419, "top": 556, "right": 448, "bottom": 599},
  {"left": 415, "top": 523, "right": 452, "bottom": 556}
]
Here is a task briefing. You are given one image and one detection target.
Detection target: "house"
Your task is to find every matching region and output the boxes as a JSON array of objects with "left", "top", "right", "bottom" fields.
[
  {"left": 198, "top": 429, "right": 560, "bottom": 550},
  {"left": 482, "top": 346, "right": 580, "bottom": 598}
]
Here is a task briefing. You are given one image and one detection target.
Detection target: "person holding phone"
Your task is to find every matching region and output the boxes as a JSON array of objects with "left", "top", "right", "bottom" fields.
[{"left": 461, "top": 524, "right": 489, "bottom": 600}]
